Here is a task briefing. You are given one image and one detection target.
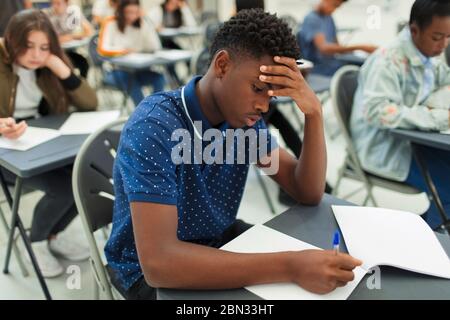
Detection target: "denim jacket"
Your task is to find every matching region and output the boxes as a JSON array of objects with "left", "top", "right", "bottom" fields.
[{"left": 350, "top": 28, "right": 450, "bottom": 181}]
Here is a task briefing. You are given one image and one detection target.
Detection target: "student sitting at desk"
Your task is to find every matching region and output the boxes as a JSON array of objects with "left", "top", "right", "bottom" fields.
[
  {"left": 350, "top": 0, "right": 450, "bottom": 229},
  {"left": 92, "top": 0, "right": 119, "bottom": 27},
  {"left": 97, "top": 0, "right": 166, "bottom": 107},
  {"left": 0, "top": 10, "right": 97, "bottom": 277},
  {"left": 297, "top": 0, "right": 377, "bottom": 76},
  {"left": 45, "top": 0, "right": 94, "bottom": 78},
  {"left": 105, "top": 9, "right": 362, "bottom": 300}
]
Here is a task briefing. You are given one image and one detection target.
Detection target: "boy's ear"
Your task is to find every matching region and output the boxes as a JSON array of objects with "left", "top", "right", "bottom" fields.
[
  {"left": 410, "top": 22, "right": 419, "bottom": 38},
  {"left": 213, "top": 50, "right": 232, "bottom": 79}
]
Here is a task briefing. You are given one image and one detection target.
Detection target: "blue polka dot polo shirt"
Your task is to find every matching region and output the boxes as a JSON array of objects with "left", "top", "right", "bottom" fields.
[{"left": 104, "top": 76, "right": 278, "bottom": 290}]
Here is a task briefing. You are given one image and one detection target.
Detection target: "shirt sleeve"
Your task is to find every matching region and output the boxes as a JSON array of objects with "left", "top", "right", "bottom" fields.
[
  {"left": 181, "top": 5, "right": 197, "bottom": 27},
  {"left": 302, "top": 14, "right": 324, "bottom": 43},
  {"left": 97, "top": 18, "right": 128, "bottom": 57},
  {"left": 116, "top": 99, "right": 180, "bottom": 205}
]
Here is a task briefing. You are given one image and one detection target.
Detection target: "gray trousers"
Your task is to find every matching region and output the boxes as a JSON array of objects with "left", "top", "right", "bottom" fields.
[{"left": 1, "top": 165, "right": 77, "bottom": 242}]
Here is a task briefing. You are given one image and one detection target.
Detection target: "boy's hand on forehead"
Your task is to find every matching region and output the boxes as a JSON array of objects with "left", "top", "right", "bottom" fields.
[{"left": 259, "top": 56, "right": 322, "bottom": 117}]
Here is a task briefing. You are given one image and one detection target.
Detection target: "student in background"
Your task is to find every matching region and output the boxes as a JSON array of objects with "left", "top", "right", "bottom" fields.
[
  {"left": 105, "top": 9, "right": 361, "bottom": 300},
  {"left": 45, "top": 0, "right": 94, "bottom": 78},
  {"left": 297, "top": 0, "right": 377, "bottom": 76},
  {"left": 98, "top": 0, "right": 166, "bottom": 106},
  {"left": 148, "top": 0, "right": 197, "bottom": 32},
  {"left": 350, "top": 0, "right": 450, "bottom": 229},
  {"left": 0, "top": 0, "right": 33, "bottom": 37},
  {"left": 0, "top": 10, "right": 97, "bottom": 277},
  {"left": 92, "top": 0, "right": 119, "bottom": 26}
]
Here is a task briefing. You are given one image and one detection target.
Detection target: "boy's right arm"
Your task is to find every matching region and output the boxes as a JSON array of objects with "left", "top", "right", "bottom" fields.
[{"left": 131, "top": 201, "right": 362, "bottom": 294}]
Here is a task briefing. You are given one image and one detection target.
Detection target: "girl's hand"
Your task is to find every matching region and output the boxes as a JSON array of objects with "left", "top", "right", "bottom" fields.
[
  {"left": 44, "top": 54, "right": 71, "bottom": 79},
  {"left": 0, "top": 118, "right": 28, "bottom": 140}
]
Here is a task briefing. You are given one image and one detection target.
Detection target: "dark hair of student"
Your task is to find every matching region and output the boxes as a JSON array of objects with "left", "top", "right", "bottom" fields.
[
  {"left": 210, "top": 8, "right": 301, "bottom": 63},
  {"left": 3, "top": 9, "right": 73, "bottom": 114},
  {"left": 162, "top": 0, "right": 183, "bottom": 28},
  {"left": 116, "top": 0, "right": 141, "bottom": 33},
  {"left": 235, "top": 0, "right": 265, "bottom": 12},
  {"left": 410, "top": 0, "right": 450, "bottom": 30}
]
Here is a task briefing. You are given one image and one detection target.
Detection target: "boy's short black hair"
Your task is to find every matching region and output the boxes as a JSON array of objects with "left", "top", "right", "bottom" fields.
[
  {"left": 210, "top": 9, "right": 301, "bottom": 62},
  {"left": 410, "top": 0, "right": 450, "bottom": 30}
]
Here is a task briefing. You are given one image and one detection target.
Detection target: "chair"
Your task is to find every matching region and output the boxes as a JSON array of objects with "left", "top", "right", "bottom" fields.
[
  {"left": 72, "top": 118, "right": 128, "bottom": 300},
  {"left": 87, "top": 34, "right": 128, "bottom": 113},
  {"left": 330, "top": 65, "right": 424, "bottom": 207}
]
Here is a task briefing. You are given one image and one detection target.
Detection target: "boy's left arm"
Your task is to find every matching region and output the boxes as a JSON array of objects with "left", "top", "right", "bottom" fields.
[{"left": 257, "top": 56, "right": 327, "bottom": 205}]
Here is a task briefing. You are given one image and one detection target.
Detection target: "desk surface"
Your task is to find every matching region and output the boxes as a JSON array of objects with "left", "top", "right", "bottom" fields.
[
  {"left": 109, "top": 50, "right": 193, "bottom": 70},
  {"left": 158, "top": 194, "right": 450, "bottom": 300},
  {"left": 158, "top": 26, "right": 204, "bottom": 38},
  {"left": 391, "top": 129, "right": 450, "bottom": 151},
  {"left": 0, "top": 115, "right": 87, "bottom": 178}
]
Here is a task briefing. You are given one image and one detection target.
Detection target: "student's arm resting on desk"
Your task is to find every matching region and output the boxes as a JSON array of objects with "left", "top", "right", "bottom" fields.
[
  {"left": 313, "top": 33, "right": 377, "bottom": 55},
  {"left": 361, "top": 57, "right": 450, "bottom": 131},
  {"left": 131, "top": 201, "right": 362, "bottom": 294},
  {"left": 257, "top": 56, "right": 327, "bottom": 205}
]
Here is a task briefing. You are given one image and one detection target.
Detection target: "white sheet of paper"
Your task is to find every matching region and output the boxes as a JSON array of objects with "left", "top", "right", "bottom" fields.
[
  {"left": 59, "top": 111, "right": 120, "bottom": 135},
  {"left": 112, "top": 53, "right": 157, "bottom": 65},
  {"left": 441, "top": 129, "right": 450, "bottom": 135},
  {"left": 332, "top": 206, "right": 450, "bottom": 279},
  {"left": 0, "top": 126, "right": 60, "bottom": 151},
  {"left": 220, "top": 224, "right": 367, "bottom": 300}
]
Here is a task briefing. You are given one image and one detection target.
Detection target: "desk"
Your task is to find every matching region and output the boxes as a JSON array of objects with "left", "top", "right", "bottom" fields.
[
  {"left": 0, "top": 115, "right": 88, "bottom": 300},
  {"left": 61, "top": 37, "right": 90, "bottom": 51},
  {"left": 335, "top": 53, "right": 367, "bottom": 66},
  {"left": 158, "top": 26, "right": 204, "bottom": 39},
  {"left": 391, "top": 129, "right": 450, "bottom": 233},
  {"left": 158, "top": 194, "right": 450, "bottom": 300},
  {"left": 108, "top": 50, "right": 193, "bottom": 110}
]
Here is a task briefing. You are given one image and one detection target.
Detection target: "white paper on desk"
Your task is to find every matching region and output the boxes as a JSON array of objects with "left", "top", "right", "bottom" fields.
[
  {"left": 59, "top": 111, "right": 120, "bottom": 135},
  {"left": 220, "top": 224, "right": 367, "bottom": 300},
  {"left": 112, "top": 53, "right": 157, "bottom": 65},
  {"left": 332, "top": 206, "right": 450, "bottom": 279},
  {"left": 154, "top": 49, "right": 192, "bottom": 61},
  {"left": 441, "top": 129, "right": 450, "bottom": 135},
  {"left": 0, "top": 126, "right": 60, "bottom": 151}
]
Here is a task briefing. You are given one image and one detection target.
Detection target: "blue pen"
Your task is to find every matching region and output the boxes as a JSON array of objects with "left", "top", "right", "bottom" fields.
[{"left": 333, "top": 230, "right": 340, "bottom": 255}]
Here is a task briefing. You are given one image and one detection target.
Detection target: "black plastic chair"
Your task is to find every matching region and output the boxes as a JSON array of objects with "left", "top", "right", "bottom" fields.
[{"left": 72, "top": 118, "right": 128, "bottom": 299}]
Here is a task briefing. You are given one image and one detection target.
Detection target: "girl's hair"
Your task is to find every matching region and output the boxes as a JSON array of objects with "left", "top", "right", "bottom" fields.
[
  {"left": 116, "top": 0, "right": 141, "bottom": 33},
  {"left": 162, "top": 0, "right": 183, "bottom": 28},
  {"left": 3, "top": 9, "right": 73, "bottom": 114}
]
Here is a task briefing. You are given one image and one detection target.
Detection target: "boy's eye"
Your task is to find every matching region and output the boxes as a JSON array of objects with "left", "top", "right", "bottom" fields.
[{"left": 252, "top": 84, "right": 263, "bottom": 93}]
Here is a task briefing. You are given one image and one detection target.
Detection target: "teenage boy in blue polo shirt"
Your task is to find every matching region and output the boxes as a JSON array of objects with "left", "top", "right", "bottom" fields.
[{"left": 105, "top": 9, "right": 362, "bottom": 300}]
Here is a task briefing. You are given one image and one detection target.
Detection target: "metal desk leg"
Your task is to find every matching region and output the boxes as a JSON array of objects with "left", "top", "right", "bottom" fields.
[
  {"left": 0, "top": 171, "right": 29, "bottom": 277},
  {"left": 3, "top": 176, "right": 52, "bottom": 300},
  {"left": 412, "top": 144, "right": 450, "bottom": 234}
]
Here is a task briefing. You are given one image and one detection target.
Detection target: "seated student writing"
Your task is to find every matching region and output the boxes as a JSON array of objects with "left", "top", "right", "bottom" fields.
[
  {"left": 105, "top": 9, "right": 362, "bottom": 300},
  {"left": 45, "top": 0, "right": 94, "bottom": 78},
  {"left": 297, "top": 0, "right": 377, "bottom": 76},
  {"left": 350, "top": 0, "right": 450, "bottom": 229},
  {"left": 0, "top": 10, "right": 97, "bottom": 277},
  {"left": 98, "top": 0, "right": 166, "bottom": 107}
]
